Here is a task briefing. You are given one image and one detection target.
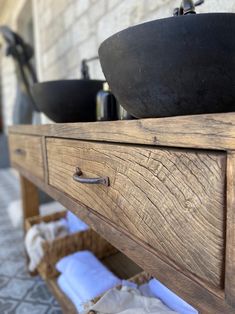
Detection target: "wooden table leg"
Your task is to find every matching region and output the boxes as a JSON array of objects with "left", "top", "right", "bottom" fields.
[
  {"left": 20, "top": 175, "right": 40, "bottom": 231},
  {"left": 20, "top": 175, "right": 40, "bottom": 276}
]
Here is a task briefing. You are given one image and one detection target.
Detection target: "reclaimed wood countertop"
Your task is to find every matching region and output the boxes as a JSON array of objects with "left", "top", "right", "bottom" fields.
[{"left": 9, "top": 112, "right": 235, "bottom": 150}]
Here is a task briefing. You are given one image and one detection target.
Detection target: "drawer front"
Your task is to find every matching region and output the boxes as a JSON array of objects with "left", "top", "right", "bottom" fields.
[
  {"left": 9, "top": 134, "right": 44, "bottom": 180},
  {"left": 47, "top": 138, "right": 226, "bottom": 288}
]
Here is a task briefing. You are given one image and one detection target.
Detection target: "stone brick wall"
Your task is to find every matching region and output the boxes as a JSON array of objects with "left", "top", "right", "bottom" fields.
[
  {"left": 36, "top": 0, "right": 178, "bottom": 82},
  {"left": 1, "top": 0, "right": 235, "bottom": 129},
  {"left": 35, "top": 0, "right": 235, "bottom": 82}
]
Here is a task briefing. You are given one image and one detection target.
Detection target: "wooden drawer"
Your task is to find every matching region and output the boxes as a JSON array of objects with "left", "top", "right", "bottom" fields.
[
  {"left": 9, "top": 134, "right": 44, "bottom": 180},
  {"left": 47, "top": 138, "right": 226, "bottom": 289}
]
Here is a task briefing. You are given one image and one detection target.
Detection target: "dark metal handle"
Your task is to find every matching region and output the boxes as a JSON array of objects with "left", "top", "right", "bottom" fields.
[
  {"left": 14, "top": 148, "right": 26, "bottom": 156},
  {"left": 73, "top": 167, "right": 109, "bottom": 186}
]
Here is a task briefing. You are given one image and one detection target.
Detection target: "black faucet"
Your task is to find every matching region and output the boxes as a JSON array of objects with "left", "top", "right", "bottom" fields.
[
  {"left": 81, "top": 56, "right": 99, "bottom": 79},
  {"left": 173, "top": 0, "right": 204, "bottom": 16},
  {"left": 0, "top": 25, "right": 39, "bottom": 113}
]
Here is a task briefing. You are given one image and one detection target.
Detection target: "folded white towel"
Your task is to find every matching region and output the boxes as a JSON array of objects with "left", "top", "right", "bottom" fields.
[
  {"left": 25, "top": 218, "right": 69, "bottom": 272},
  {"left": 56, "top": 251, "right": 121, "bottom": 304},
  {"left": 58, "top": 274, "right": 84, "bottom": 312}
]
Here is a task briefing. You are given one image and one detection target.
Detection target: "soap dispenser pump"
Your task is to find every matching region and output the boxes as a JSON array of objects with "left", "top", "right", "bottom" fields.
[{"left": 96, "top": 82, "right": 117, "bottom": 121}]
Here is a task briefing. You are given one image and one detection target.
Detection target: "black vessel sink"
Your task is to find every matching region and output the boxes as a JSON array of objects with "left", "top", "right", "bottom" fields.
[
  {"left": 99, "top": 13, "right": 235, "bottom": 118},
  {"left": 31, "top": 80, "right": 103, "bottom": 122}
]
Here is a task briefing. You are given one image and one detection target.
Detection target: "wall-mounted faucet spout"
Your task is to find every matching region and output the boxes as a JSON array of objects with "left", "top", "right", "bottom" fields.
[
  {"left": 173, "top": 0, "right": 204, "bottom": 16},
  {"left": 81, "top": 56, "right": 99, "bottom": 79}
]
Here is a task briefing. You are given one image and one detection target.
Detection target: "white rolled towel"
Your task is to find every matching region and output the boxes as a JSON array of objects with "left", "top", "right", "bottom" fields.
[{"left": 56, "top": 251, "right": 121, "bottom": 304}]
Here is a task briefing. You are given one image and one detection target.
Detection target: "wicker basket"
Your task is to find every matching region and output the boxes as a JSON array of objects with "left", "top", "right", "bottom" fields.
[
  {"left": 128, "top": 271, "right": 152, "bottom": 285},
  {"left": 25, "top": 211, "right": 118, "bottom": 280}
]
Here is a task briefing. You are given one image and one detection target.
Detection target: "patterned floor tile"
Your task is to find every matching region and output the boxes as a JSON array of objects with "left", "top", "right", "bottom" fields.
[
  {"left": 0, "top": 216, "right": 12, "bottom": 225},
  {"left": 0, "top": 278, "right": 35, "bottom": 299},
  {"left": 0, "top": 276, "right": 9, "bottom": 288},
  {"left": 0, "top": 235, "right": 23, "bottom": 247},
  {"left": 47, "top": 307, "right": 63, "bottom": 314},
  {"left": 15, "top": 264, "right": 38, "bottom": 280},
  {"left": 0, "top": 297, "right": 17, "bottom": 314},
  {"left": 0, "top": 230, "right": 23, "bottom": 242},
  {"left": 52, "top": 298, "right": 60, "bottom": 307},
  {"left": 0, "top": 260, "right": 25, "bottom": 277},
  {"left": 0, "top": 224, "right": 18, "bottom": 233},
  {"left": 0, "top": 169, "right": 62, "bottom": 312},
  {"left": 25, "top": 281, "right": 54, "bottom": 303},
  {"left": 14, "top": 302, "right": 48, "bottom": 314},
  {"left": 0, "top": 244, "right": 24, "bottom": 260}
]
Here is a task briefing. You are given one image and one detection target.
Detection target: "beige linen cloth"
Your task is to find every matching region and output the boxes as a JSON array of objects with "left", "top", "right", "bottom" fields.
[
  {"left": 82, "top": 286, "right": 178, "bottom": 314},
  {"left": 25, "top": 219, "right": 68, "bottom": 272}
]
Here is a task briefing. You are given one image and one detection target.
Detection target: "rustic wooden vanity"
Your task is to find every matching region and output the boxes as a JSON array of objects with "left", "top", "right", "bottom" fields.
[{"left": 8, "top": 113, "right": 235, "bottom": 313}]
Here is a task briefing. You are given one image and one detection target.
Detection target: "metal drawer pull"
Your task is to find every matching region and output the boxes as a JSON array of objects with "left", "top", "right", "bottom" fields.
[
  {"left": 73, "top": 167, "right": 109, "bottom": 186},
  {"left": 14, "top": 148, "right": 26, "bottom": 156}
]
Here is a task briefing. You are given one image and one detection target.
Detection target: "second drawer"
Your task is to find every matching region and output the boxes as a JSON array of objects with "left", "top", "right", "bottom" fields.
[{"left": 46, "top": 138, "right": 226, "bottom": 289}]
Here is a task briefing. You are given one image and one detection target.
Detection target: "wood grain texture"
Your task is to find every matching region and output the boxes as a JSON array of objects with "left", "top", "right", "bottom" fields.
[
  {"left": 225, "top": 152, "right": 235, "bottom": 306},
  {"left": 47, "top": 138, "right": 226, "bottom": 288},
  {"left": 13, "top": 163, "right": 235, "bottom": 313},
  {"left": 8, "top": 112, "right": 235, "bottom": 150},
  {"left": 9, "top": 134, "right": 44, "bottom": 179},
  {"left": 41, "top": 136, "right": 49, "bottom": 184},
  {"left": 20, "top": 175, "right": 40, "bottom": 277},
  {"left": 20, "top": 175, "right": 39, "bottom": 230}
]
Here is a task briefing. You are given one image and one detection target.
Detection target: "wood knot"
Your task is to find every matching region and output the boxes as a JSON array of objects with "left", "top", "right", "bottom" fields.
[{"left": 184, "top": 200, "right": 196, "bottom": 214}]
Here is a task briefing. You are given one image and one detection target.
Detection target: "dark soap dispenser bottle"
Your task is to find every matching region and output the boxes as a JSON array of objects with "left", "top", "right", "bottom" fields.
[{"left": 96, "top": 82, "right": 117, "bottom": 121}]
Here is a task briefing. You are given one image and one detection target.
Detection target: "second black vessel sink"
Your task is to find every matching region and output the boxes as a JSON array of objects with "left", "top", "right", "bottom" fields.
[{"left": 31, "top": 80, "right": 103, "bottom": 123}]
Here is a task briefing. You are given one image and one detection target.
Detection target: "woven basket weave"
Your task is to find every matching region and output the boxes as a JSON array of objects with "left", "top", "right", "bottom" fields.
[{"left": 25, "top": 211, "right": 118, "bottom": 280}]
